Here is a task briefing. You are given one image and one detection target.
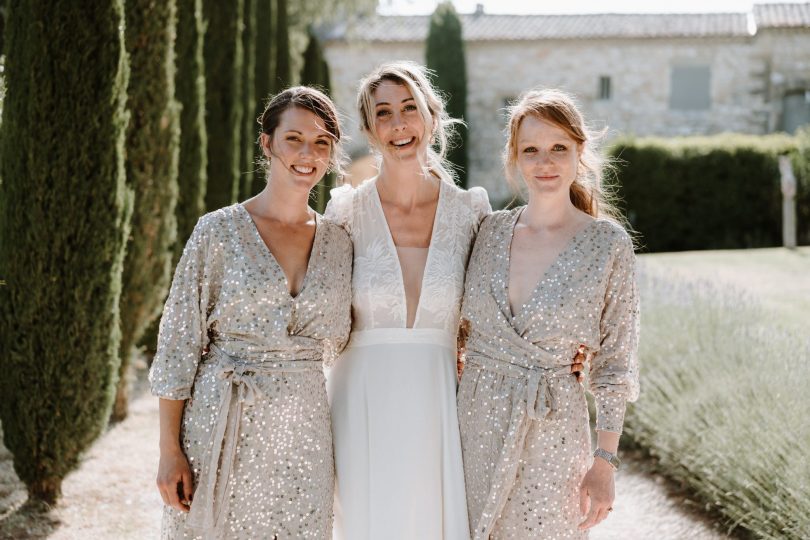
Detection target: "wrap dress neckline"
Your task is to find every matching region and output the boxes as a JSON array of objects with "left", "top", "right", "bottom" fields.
[{"left": 237, "top": 203, "right": 321, "bottom": 300}]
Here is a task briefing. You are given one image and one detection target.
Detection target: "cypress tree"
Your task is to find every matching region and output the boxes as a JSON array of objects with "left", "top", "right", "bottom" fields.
[
  {"left": 274, "top": 0, "right": 291, "bottom": 91},
  {"left": 114, "top": 0, "right": 181, "bottom": 421},
  {"left": 426, "top": 2, "right": 468, "bottom": 187},
  {"left": 203, "top": 0, "right": 244, "bottom": 211},
  {"left": 0, "top": 0, "right": 132, "bottom": 502},
  {"left": 300, "top": 27, "right": 323, "bottom": 89},
  {"left": 140, "top": 0, "right": 208, "bottom": 357},
  {"left": 300, "top": 28, "right": 332, "bottom": 213},
  {"left": 174, "top": 0, "right": 208, "bottom": 257},
  {"left": 240, "top": 0, "right": 257, "bottom": 200},
  {"left": 251, "top": 0, "right": 275, "bottom": 197}
]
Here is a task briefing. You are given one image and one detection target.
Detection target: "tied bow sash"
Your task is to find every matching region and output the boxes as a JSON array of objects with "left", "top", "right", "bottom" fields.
[
  {"left": 186, "top": 344, "right": 322, "bottom": 535},
  {"left": 466, "top": 355, "right": 573, "bottom": 421},
  {"left": 464, "top": 353, "right": 576, "bottom": 540}
]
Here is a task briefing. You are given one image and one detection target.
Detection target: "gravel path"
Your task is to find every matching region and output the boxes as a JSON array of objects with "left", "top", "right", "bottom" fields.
[{"left": 1, "top": 366, "right": 733, "bottom": 539}]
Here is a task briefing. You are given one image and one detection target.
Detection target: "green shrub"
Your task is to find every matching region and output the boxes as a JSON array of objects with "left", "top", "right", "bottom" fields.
[
  {"left": 299, "top": 26, "right": 333, "bottom": 213},
  {"left": 274, "top": 0, "right": 290, "bottom": 91},
  {"left": 115, "top": 0, "right": 181, "bottom": 421},
  {"left": 625, "top": 268, "right": 810, "bottom": 538},
  {"left": 174, "top": 0, "right": 208, "bottom": 253},
  {"left": 426, "top": 1, "right": 467, "bottom": 188},
  {"left": 240, "top": 0, "right": 256, "bottom": 201},
  {"left": 0, "top": 0, "right": 132, "bottom": 503},
  {"left": 138, "top": 0, "right": 206, "bottom": 357},
  {"left": 250, "top": 0, "right": 274, "bottom": 199},
  {"left": 610, "top": 134, "right": 806, "bottom": 251},
  {"left": 203, "top": 0, "right": 244, "bottom": 211}
]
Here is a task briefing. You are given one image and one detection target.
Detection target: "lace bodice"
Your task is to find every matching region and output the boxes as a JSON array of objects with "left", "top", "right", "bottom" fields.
[{"left": 326, "top": 178, "right": 491, "bottom": 333}]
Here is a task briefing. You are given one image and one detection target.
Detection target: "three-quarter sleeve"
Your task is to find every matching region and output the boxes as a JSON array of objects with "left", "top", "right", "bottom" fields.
[
  {"left": 590, "top": 232, "right": 640, "bottom": 434},
  {"left": 324, "top": 184, "right": 354, "bottom": 233},
  {"left": 149, "top": 217, "right": 212, "bottom": 400},
  {"left": 468, "top": 186, "right": 492, "bottom": 224}
]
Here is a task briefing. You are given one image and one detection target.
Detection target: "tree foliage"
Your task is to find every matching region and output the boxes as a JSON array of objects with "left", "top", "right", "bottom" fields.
[
  {"left": 426, "top": 2, "right": 468, "bottom": 187},
  {"left": 0, "top": 0, "right": 132, "bottom": 502},
  {"left": 203, "top": 0, "right": 244, "bottom": 210},
  {"left": 114, "top": 0, "right": 181, "bottom": 421}
]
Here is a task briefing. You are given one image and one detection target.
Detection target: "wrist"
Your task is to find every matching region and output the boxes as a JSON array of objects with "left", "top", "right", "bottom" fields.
[
  {"left": 159, "top": 440, "right": 183, "bottom": 454},
  {"left": 593, "top": 447, "right": 620, "bottom": 470}
]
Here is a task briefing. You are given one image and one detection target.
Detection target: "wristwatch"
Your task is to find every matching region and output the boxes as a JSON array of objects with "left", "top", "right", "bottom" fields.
[{"left": 593, "top": 447, "right": 621, "bottom": 470}]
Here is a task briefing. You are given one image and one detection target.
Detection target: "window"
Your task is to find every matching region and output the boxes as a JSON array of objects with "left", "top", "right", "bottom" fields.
[
  {"left": 669, "top": 65, "right": 711, "bottom": 110},
  {"left": 598, "top": 76, "right": 611, "bottom": 100}
]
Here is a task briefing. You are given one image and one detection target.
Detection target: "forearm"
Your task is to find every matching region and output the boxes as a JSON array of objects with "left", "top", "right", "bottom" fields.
[
  {"left": 595, "top": 430, "right": 619, "bottom": 454},
  {"left": 159, "top": 398, "right": 186, "bottom": 453}
]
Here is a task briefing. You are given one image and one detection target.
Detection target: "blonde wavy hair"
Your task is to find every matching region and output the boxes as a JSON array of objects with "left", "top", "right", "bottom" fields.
[
  {"left": 504, "top": 88, "right": 624, "bottom": 223},
  {"left": 356, "top": 61, "right": 460, "bottom": 184}
]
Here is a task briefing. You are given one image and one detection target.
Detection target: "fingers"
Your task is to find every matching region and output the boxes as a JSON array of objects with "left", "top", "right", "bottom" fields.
[
  {"left": 579, "top": 485, "right": 589, "bottom": 515},
  {"left": 157, "top": 477, "right": 170, "bottom": 507},
  {"left": 578, "top": 500, "right": 613, "bottom": 530},
  {"left": 165, "top": 475, "right": 186, "bottom": 512},
  {"left": 158, "top": 472, "right": 188, "bottom": 513},
  {"left": 181, "top": 468, "right": 194, "bottom": 510}
]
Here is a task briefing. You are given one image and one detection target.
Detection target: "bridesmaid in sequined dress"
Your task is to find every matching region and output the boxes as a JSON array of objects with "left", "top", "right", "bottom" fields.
[
  {"left": 457, "top": 89, "right": 640, "bottom": 539},
  {"left": 150, "top": 87, "right": 352, "bottom": 540}
]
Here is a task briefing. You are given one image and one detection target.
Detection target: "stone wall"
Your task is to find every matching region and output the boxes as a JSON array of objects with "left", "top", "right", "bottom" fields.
[{"left": 325, "top": 32, "right": 807, "bottom": 201}]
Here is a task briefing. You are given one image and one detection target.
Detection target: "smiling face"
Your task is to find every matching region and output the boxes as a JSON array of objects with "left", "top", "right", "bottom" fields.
[
  {"left": 515, "top": 115, "right": 581, "bottom": 198},
  {"left": 262, "top": 106, "right": 332, "bottom": 192},
  {"left": 371, "top": 81, "right": 429, "bottom": 161}
]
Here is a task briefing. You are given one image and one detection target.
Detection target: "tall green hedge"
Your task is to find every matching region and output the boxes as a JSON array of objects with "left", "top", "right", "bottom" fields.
[
  {"left": 426, "top": 1, "right": 468, "bottom": 188},
  {"left": 610, "top": 134, "right": 809, "bottom": 252},
  {"left": 274, "top": 0, "right": 291, "bottom": 91},
  {"left": 175, "top": 0, "right": 208, "bottom": 256},
  {"left": 240, "top": 0, "right": 257, "bottom": 201},
  {"left": 0, "top": 0, "right": 132, "bottom": 502},
  {"left": 139, "top": 0, "right": 207, "bottom": 357},
  {"left": 114, "top": 0, "right": 181, "bottom": 421},
  {"left": 250, "top": 0, "right": 274, "bottom": 198},
  {"left": 203, "top": 0, "right": 244, "bottom": 210},
  {"left": 299, "top": 27, "right": 333, "bottom": 213}
]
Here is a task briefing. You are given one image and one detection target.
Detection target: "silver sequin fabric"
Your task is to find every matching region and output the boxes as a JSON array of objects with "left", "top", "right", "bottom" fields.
[
  {"left": 149, "top": 203, "right": 352, "bottom": 540},
  {"left": 457, "top": 208, "right": 640, "bottom": 539}
]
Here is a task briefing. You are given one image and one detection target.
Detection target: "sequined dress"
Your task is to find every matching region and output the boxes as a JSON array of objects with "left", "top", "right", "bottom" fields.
[
  {"left": 324, "top": 178, "right": 490, "bottom": 540},
  {"left": 457, "top": 209, "right": 639, "bottom": 539},
  {"left": 149, "top": 204, "right": 352, "bottom": 540}
]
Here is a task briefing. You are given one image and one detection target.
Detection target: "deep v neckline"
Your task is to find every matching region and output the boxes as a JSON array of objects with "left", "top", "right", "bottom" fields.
[
  {"left": 503, "top": 208, "right": 598, "bottom": 321},
  {"left": 372, "top": 178, "right": 444, "bottom": 328},
  {"left": 238, "top": 204, "right": 320, "bottom": 300}
]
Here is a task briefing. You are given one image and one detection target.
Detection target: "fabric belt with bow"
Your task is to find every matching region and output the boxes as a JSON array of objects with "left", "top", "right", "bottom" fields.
[
  {"left": 186, "top": 343, "right": 322, "bottom": 536},
  {"left": 464, "top": 354, "right": 576, "bottom": 540},
  {"left": 465, "top": 355, "right": 573, "bottom": 420}
]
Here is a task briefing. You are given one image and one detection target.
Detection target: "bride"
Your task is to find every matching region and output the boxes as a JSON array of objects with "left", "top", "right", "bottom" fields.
[{"left": 325, "top": 61, "right": 488, "bottom": 540}]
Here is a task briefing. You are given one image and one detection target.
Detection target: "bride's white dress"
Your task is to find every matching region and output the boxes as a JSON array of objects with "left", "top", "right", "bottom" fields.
[{"left": 325, "top": 177, "right": 490, "bottom": 540}]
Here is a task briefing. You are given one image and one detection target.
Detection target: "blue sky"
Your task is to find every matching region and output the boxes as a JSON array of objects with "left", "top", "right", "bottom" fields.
[{"left": 378, "top": 0, "right": 794, "bottom": 15}]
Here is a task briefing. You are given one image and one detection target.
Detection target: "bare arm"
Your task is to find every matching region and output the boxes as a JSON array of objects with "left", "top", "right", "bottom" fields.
[{"left": 156, "top": 398, "right": 193, "bottom": 512}]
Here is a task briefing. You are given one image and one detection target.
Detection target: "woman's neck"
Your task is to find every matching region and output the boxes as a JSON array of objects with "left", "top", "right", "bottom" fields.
[
  {"left": 249, "top": 179, "right": 313, "bottom": 224},
  {"left": 376, "top": 156, "right": 437, "bottom": 207},
  {"left": 521, "top": 191, "right": 582, "bottom": 231}
]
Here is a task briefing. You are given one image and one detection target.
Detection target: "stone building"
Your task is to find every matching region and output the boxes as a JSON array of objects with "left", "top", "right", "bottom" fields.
[{"left": 323, "top": 3, "right": 810, "bottom": 202}]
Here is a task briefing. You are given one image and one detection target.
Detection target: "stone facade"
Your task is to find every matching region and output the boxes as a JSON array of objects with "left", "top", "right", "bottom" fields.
[{"left": 323, "top": 6, "right": 810, "bottom": 201}]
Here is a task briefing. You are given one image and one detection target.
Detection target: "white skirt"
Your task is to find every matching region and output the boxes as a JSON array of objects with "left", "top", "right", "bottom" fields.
[{"left": 327, "top": 328, "right": 471, "bottom": 540}]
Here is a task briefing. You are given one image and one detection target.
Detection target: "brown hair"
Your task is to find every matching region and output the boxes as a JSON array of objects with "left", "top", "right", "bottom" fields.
[
  {"left": 257, "top": 86, "right": 345, "bottom": 179},
  {"left": 356, "top": 61, "right": 460, "bottom": 184},
  {"left": 504, "top": 88, "right": 623, "bottom": 223}
]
